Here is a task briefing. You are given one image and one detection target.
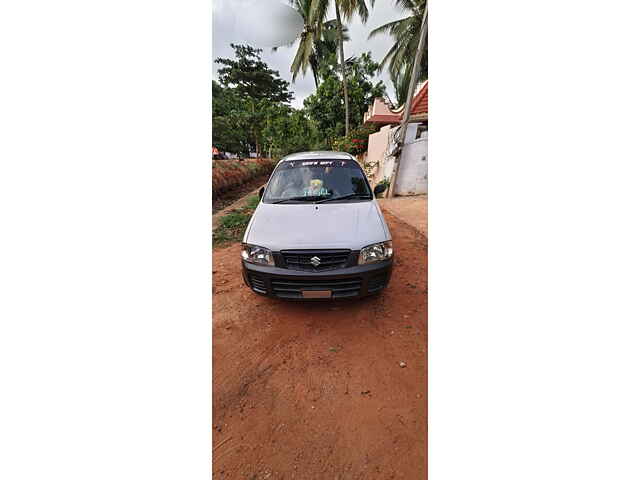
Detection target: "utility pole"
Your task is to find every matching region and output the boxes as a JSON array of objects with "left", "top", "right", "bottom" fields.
[{"left": 386, "top": 3, "right": 428, "bottom": 198}]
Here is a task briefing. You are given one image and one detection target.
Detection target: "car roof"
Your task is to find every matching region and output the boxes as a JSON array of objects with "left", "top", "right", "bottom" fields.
[{"left": 279, "top": 151, "right": 355, "bottom": 162}]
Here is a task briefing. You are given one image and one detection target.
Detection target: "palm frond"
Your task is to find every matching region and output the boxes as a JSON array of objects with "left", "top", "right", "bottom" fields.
[
  {"left": 369, "top": 0, "right": 425, "bottom": 85},
  {"left": 392, "top": 64, "right": 412, "bottom": 104},
  {"left": 369, "top": 16, "right": 413, "bottom": 39},
  {"left": 339, "top": 0, "right": 371, "bottom": 23},
  {"left": 290, "top": 32, "right": 315, "bottom": 83},
  {"left": 393, "top": 0, "right": 420, "bottom": 12}
]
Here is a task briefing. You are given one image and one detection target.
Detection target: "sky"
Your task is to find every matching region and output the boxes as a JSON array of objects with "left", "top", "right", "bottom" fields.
[{"left": 212, "top": 0, "right": 406, "bottom": 108}]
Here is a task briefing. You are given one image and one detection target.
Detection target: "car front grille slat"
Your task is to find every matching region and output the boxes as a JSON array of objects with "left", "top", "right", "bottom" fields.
[
  {"left": 367, "top": 273, "right": 389, "bottom": 293},
  {"left": 271, "top": 279, "right": 360, "bottom": 288},
  {"left": 247, "top": 273, "right": 267, "bottom": 294},
  {"left": 280, "top": 250, "right": 351, "bottom": 271},
  {"left": 270, "top": 277, "right": 362, "bottom": 299}
]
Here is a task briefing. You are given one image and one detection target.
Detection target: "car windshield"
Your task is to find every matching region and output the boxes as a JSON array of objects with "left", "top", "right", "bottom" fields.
[{"left": 263, "top": 158, "right": 372, "bottom": 203}]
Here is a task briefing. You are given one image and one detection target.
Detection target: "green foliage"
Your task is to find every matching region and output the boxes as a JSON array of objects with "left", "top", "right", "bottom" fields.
[
  {"left": 275, "top": 0, "right": 348, "bottom": 87},
  {"left": 219, "top": 212, "right": 251, "bottom": 229},
  {"left": 213, "top": 195, "right": 261, "bottom": 247},
  {"left": 245, "top": 195, "right": 260, "bottom": 210},
  {"left": 332, "top": 123, "right": 376, "bottom": 155},
  {"left": 304, "top": 52, "right": 386, "bottom": 144},
  {"left": 212, "top": 80, "right": 252, "bottom": 155},
  {"left": 262, "top": 105, "right": 321, "bottom": 157},
  {"left": 369, "top": 0, "right": 427, "bottom": 104},
  {"left": 310, "top": 0, "right": 376, "bottom": 134},
  {"left": 215, "top": 44, "right": 293, "bottom": 103},
  {"left": 212, "top": 158, "right": 278, "bottom": 194},
  {"left": 213, "top": 45, "right": 297, "bottom": 156}
]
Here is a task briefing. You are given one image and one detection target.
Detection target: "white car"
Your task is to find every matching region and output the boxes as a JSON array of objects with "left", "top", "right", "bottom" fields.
[{"left": 241, "top": 151, "right": 393, "bottom": 300}]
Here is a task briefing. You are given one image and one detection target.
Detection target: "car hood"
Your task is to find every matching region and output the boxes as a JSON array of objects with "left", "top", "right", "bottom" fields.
[{"left": 244, "top": 201, "right": 389, "bottom": 251}]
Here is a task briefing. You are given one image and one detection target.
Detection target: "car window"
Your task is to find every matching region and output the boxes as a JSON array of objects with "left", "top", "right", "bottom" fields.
[{"left": 263, "top": 159, "right": 372, "bottom": 203}]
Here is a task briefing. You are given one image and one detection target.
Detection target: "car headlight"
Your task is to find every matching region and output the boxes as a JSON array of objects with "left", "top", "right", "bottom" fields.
[
  {"left": 358, "top": 241, "right": 393, "bottom": 265},
  {"left": 241, "top": 243, "right": 275, "bottom": 266}
]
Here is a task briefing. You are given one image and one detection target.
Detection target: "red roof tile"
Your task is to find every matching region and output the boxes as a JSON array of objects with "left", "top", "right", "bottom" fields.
[
  {"left": 410, "top": 81, "right": 427, "bottom": 115},
  {"left": 364, "top": 81, "right": 428, "bottom": 125}
]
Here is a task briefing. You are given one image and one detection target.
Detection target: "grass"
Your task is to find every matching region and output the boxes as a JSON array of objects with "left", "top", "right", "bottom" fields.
[
  {"left": 245, "top": 195, "right": 260, "bottom": 209},
  {"left": 213, "top": 195, "right": 261, "bottom": 247}
]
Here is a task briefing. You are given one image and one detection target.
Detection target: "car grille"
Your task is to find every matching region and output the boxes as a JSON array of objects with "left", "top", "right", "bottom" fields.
[
  {"left": 279, "top": 250, "right": 351, "bottom": 272},
  {"left": 271, "top": 277, "right": 362, "bottom": 299},
  {"left": 247, "top": 273, "right": 267, "bottom": 294},
  {"left": 367, "top": 272, "right": 389, "bottom": 293}
]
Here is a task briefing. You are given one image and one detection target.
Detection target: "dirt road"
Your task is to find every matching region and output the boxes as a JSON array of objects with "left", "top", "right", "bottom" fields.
[{"left": 213, "top": 210, "right": 427, "bottom": 479}]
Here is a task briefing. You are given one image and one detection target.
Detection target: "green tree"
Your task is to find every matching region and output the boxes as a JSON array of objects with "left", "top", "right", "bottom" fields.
[
  {"left": 311, "top": 0, "right": 376, "bottom": 136},
  {"left": 262, "top": 106, "right": 320, "bottom": 157},
  {"left": 215, "top": 44, "right": 294, "bottom": 103},
  {"left": 274, "top": 1, "right": 349, "bottom": 88},
  {"left": 214, "top": 45, "right": 295, "bottom": 156},
  {"left": 304, "top": 52, "right": 385, "bottom": 145},
  {"left": 212, "top": 80, "right": 251, "bottom": 155},
  {"left": 309, "top": 20, "right": 350, "bottom": 83},
  {"left": 369, "top": 0, "right": 427, "bottom": 103}
]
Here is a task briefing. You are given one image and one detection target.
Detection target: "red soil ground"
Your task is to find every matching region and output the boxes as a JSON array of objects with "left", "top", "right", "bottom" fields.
[{"left": 213, "top": 210, "right": 427, "bottom": 479}]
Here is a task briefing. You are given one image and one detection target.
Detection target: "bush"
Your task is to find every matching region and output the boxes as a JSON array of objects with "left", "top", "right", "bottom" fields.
[
  {"left": 245, "top": 195, "right": 260, "bottom": 210},
  {"left": 332, "top": 124, "right": 377, "bottom": 155},
  {"left": 213, "top": 194, "right": 261, "bottom": 246},
  {"left": 212, "top": 157, "right": 278, "bottom": 195}
]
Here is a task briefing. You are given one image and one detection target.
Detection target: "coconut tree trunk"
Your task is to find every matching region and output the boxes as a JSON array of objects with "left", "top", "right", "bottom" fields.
[
  {"left": 387, "top": 3, "right": 428, "bottom": 198},
  {"left": 334, "top": 1, "right": 349, "bottom": 136}
]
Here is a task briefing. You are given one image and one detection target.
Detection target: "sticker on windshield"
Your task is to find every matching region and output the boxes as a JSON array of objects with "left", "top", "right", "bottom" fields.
[
  {"left": 304, "top": 179, "right": 328, "bottom": 196},
  {"left": 290, "top": 160, "right": 350, "bottom": 168}
]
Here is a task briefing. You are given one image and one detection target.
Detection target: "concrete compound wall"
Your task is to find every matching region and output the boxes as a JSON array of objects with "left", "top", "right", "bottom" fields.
[
  {"left": 366, "top": 123, "right": 427, "bottom": 196},
  {"left": 395, "top": 135, "right": 427, "bottom": 195}
]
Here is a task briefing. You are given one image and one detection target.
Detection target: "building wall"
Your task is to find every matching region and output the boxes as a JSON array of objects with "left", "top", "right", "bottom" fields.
[
  {"left": 366, "top": 123, "right": 427, "bottom": 195},
  {"left": 395, "top": 135, "right": 427, "bottom": 195},
  {"left": 365, "top": 125, "right": 394, "bottom": 182}
]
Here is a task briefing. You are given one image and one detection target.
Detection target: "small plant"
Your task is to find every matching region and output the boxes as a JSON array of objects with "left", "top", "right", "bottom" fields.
[
  {"left": 219, "top": 212, "right": 251, "bottom": 229},
  {"left": 245, "top": 195, "right": 260, "bottom": 210},
  {"left": 213, "top": 195, "right": 261, "bottom": 247}
]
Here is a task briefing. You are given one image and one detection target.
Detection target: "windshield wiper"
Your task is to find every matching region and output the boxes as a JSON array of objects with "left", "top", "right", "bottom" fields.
[
  {"left": 270, "top": 195, "right": 324, "bottom": 204},
  {"left": 315, "top": 193, "right": 372, "bottom": 203}
]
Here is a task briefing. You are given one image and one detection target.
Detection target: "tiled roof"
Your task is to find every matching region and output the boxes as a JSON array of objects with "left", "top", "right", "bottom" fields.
[
  {"left": 410, "top": 81, "right": 427, "bottom": 115},
  {"left": 364, "top": 80, "right": 428, "bottom": 125}
]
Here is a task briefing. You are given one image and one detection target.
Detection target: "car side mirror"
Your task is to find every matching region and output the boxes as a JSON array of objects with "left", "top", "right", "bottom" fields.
[
  {"left": 259, "top": 187, "right": 265, "bottom": 198},
  {"left": 374, "top": 183, "right": 387, "bottom": 196}
]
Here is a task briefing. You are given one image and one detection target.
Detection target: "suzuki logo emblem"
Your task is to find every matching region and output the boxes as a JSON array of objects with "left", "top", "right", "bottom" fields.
[{"left": 310, "top": 256, "right": 321, "bottom": 267}]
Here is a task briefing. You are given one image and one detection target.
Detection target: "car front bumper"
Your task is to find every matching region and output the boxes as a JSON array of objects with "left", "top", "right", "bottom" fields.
[{"left": 242, "top": 259, "right": 393, "bottom": 300}]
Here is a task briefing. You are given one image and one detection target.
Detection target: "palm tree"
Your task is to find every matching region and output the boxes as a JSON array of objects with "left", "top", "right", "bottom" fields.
[
  {"left": 391, "top": 63, "right": 413, "bottom": 106},
  {"left": 275, "top": 1, "right": 349, "bottom": 88},
  {"left": 311, "top": 0, "right": 376, "bottom": 136},
  {"left": 369, "top": 0, "right": 427, "bottom": 103},
  {"left": 308, "top": 19, "right": 350, "bottom": 84}
]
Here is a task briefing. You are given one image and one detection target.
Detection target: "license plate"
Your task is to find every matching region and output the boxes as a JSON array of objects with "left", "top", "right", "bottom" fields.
[{"left": 302, "top": 290, "right": 332, "bottom": 299}]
